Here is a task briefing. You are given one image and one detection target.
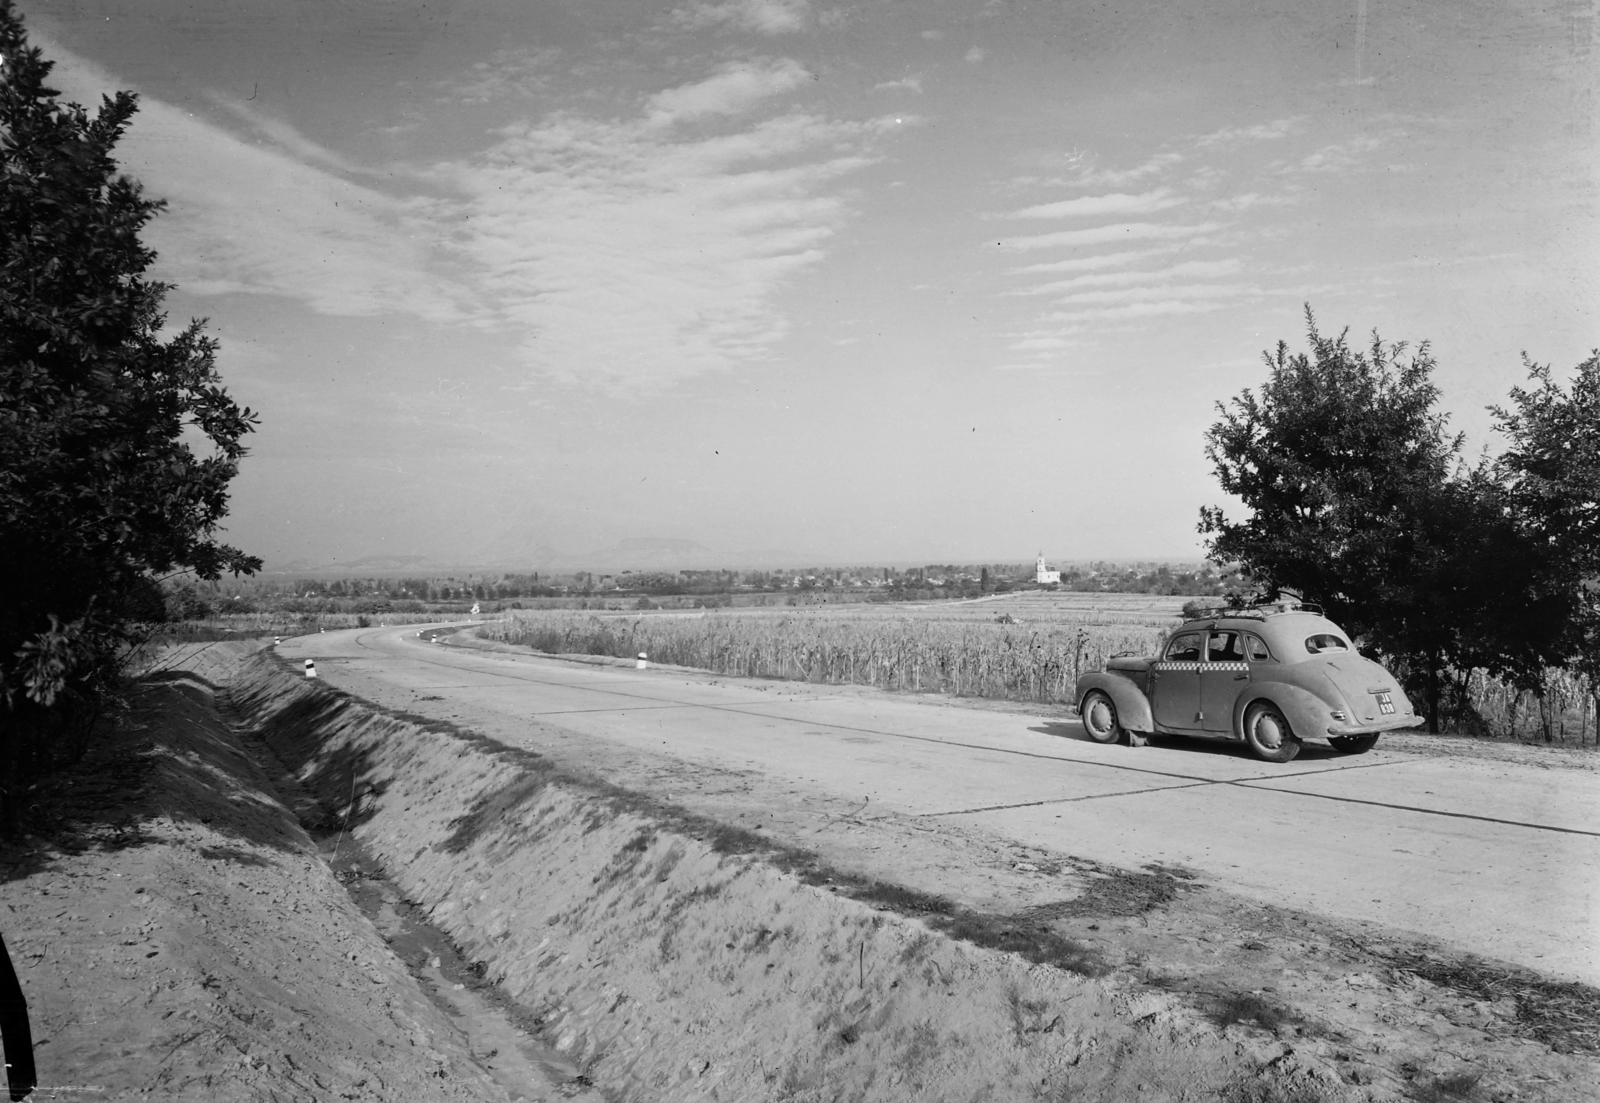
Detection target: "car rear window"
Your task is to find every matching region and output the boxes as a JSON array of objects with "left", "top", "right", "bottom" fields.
[
  {"left": 1244, "top": 635, "right": 1273, "bottom": 662},
  {"left": 1208, "top": 632, "right": 1244, "bottom": 662},
  {"left": 1305, "top": 633, "right": 1350, "bottom": 654}
]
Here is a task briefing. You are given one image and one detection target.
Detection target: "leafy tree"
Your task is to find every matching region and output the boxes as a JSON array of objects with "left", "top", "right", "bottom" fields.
[
  {"left": 1198, "top": 309, "right": 1472, "bottom": 729},
  {"left": 1491, "top": 353, "right": 1600, "bottom": 704},
  {"left": 1, "top": 2, "right": 259, "bottom": 827}
]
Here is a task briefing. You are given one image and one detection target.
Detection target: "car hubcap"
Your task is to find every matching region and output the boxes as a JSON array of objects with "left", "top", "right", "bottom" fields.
[
  {"left": 1089, "top": 701, "right": 1112, "bottom": 735},
  {"left": 1255, "top": 714, "right": 1283, "bottom": 749}
]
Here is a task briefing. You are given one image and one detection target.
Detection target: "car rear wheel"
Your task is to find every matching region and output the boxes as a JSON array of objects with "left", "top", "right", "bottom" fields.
[
  {"left": 1329, "top": 734, "right": 1380, "bottom": 754},
  {"left": 1243, "top": 702, "right": 1301, "bottom": 763},
  {"left": 1081, "top": 690, "right": 1124, "bottom": 744}
]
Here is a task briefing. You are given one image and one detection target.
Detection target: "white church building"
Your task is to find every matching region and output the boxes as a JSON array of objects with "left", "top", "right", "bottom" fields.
[{"left": 1035, "top": 553, "right": 1061, "bottom": 585}]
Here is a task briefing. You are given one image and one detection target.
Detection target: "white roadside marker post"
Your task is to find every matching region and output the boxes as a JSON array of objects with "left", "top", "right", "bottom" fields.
[
  {"left": 636, "top": 652, "right": 648, "bottom": 670},
  {"left": 305, "top": 659, "right": 318, "bottom": 679}
]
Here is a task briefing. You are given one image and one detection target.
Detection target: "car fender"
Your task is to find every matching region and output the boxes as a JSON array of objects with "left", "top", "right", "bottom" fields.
[
  {"left": 1076, "top": 672, "right": 1154, "bottom": 734},
  {"left": 1233, "top": 683, "right": 1328, "bottom": 742}
]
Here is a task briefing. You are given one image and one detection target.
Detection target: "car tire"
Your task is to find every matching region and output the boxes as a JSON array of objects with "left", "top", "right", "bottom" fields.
[
  {"left": 1081, "top": 690, "right": 1124, "bottom": 744},
  {"left": 1243, "top": 701, "right": 1301, "bottom": 763},
  {"left": 1329, "top": 734, "right": 1380, "bottom": 754}
]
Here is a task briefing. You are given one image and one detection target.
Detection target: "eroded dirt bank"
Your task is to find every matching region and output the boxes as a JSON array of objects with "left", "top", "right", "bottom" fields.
[
  {"left": 0, "top": 644, "right": 517, "bottom": 1101},
  {"left": 230, "top": 647, "right": 1600, "bottom": 1103}
]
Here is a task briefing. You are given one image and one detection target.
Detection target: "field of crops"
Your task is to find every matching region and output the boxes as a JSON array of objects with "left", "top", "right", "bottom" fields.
[
  {"left": 475, "top": 591, "right": 1599, "bottom": 744},
  {"left": 477, "top": 593, "right": 1184, "bottom": 707}
]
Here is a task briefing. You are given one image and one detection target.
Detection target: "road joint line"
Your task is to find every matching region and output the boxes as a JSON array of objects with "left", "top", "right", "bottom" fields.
[
  {"left": 1223, "top": 781, "right": 1600, "bottom": 838},
  {"left": 924, "top": 781, "right": 1217, "bottom": 817}
]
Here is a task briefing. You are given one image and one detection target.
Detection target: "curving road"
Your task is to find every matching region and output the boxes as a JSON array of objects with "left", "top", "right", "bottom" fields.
[{"left": 279, "top": 624, "right": 1600, "bottom": 984}]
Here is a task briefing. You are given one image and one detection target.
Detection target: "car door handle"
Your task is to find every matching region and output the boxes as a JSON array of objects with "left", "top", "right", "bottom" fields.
[{"left": 1233, "top": 673, "right": 1247, "bottom": 680}]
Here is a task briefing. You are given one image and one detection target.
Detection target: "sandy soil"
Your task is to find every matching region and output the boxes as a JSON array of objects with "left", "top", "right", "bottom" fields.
[{"left": 0, "top": 644, "right": 524, "bottom": 1101}]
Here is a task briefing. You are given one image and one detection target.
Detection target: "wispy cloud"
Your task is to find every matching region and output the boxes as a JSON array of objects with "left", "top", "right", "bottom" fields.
[
  {"left": 991, "top": 115, "right": 1340, "bottom": 369},
  {"left": 437, "top": 47, "right": 561, "bottom": 104},
  {"left": 1007, "top": 249, "right": 1167, "bottom": 275},
  {"left": 1014, "top": 259, "right": 1244, "bottom": 296},
  {"left": 874, "top": 77, "right": 924, "bottom": 94},
  {"left": 672, "top": 0, "right": 811, "bottom": 34},
  {"left": 999, "top": 221, "right": 1223, "bottom": 251},
  {"left": 440, "top": 69, "right": 898, "bottom": 386},
  {"left": 1068, "top": 151, "right": 1184, "bottom": 188},
  {"left": 40, "top": 32, "right": 470, "bottom": 322},
  {"left": 1279, "top": 133, "right": 1386, "bottom": 174},
  {"left": 1006, "top": 332, "right": 1082, "bottom": 351},
  {"left": 1044, "top": 299, "right": 1237, "bottom": 321},
  {"left": 1007, "top": 190, "right": 1185, "bottom": 220},
  {"left": 1195, "top": 116, "right": 1305, "bottom": 146},
  {"left": 47, "top": 34, "right": 897, "bottom": 389},
  {"left": 1041, "top": 281, "right": 1260, "bottom": 309},
  {"left": 646, "top": 58, "right": 811, "bottom": 124},
  {"left": 209, "top": 94, "right": 379, "bottom": 178}
]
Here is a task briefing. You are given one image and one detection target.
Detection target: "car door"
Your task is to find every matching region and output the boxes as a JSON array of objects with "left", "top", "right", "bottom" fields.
[
  {"left": 1200, "top": 631, "right": 1249, "bottom": 733},
  {"left": 1151, "top": 631, "right": 1204, "bottom": 730}
]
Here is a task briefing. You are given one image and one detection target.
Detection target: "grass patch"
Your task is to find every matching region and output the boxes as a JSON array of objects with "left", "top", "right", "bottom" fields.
[
  {"left": 1407, "top": 1071, "right": 1487, "bottom": 1103},
  {"left": 439, "top": 775, "right": 553, "bottom": 854},
  {"left": 1379, "top": 947, "right": 1600, "bottom": 1055},
  {"left": 931, "top": 912, "right": 1110, "bottom": 978},
  {"left": 1220, "top": 1075, "right": 1342, "bottom": 1103},
  {"left": 1207, "top": 991, "right": 1299, "bottom": 1033}
]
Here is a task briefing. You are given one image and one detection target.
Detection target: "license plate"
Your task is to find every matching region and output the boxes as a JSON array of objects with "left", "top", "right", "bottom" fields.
[{"left": 1375, "top": 692, "right": 1395, "bottom": 715}]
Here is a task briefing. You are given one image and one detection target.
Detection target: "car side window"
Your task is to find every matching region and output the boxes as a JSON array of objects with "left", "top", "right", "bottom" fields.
[
  {"left": 1244, "top": 635, "right": 1273, "bottom": 662},
  {"left": 1164, "top": 633, "right": 1203, "bottom": 662},
  {"left": 1207, "top": 632, "right": 1243, "bottom": 662},
  {"left": 1304, "top": 633, "right": 1350, "bottom": 654}
]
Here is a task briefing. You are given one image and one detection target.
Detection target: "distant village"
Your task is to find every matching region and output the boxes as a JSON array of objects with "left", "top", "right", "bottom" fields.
[{"left": 172, "top": 558, "right": 1231, "bottom": 618}]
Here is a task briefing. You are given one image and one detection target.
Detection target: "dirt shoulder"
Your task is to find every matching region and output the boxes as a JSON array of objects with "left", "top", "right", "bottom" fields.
[{"left": 0, "top": 644, "right": 515, "bottom": 1102}]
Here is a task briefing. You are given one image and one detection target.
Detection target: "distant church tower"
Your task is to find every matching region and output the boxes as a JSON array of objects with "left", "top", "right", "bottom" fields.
[{"left": 1035, "top": 552, "right": 1061, "bottom": 585}]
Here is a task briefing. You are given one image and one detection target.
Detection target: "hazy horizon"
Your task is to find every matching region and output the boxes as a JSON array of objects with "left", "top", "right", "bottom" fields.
[{"left": 26, "top": 1, "right": 1598, "bottom": 568}]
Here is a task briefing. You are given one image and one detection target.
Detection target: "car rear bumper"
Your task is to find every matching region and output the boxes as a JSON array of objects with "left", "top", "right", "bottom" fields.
[{"left": 1326, "top": 715, "right": 1424, "bottom": 736}]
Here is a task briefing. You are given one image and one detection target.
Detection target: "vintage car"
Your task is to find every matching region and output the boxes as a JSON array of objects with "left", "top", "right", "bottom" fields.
[{"left": 1074, "top": 603, "right": 1422, "bottom": 762}]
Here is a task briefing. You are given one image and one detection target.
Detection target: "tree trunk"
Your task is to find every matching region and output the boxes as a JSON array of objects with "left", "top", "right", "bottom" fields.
[
  {"left": 1426, "top": 657, "right": 1442, "bottom": 734},
  {"left": 0, "top": 723, "right": 18, "bottom": 838}
]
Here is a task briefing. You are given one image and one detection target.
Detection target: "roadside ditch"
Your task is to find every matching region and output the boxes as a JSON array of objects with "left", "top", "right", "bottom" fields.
[{"left": 232, "top": 645, "right": 1569, "bottom": 1103}]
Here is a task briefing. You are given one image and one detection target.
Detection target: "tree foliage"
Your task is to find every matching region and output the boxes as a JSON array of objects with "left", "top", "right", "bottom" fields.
[
  {"left": 1, "top": 2, "right": 259, "bottom": 822},
  {"left": 1491, "top": 353, "right": 1600, "bottom": 685},
  {"left": 1200, "top": 309, "right": 1597, "bottom": 732}
]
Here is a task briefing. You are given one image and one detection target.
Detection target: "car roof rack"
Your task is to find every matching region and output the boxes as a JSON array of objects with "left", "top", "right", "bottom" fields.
[{"left": 1184, "top": 600, "right": 1324, "bottom": 622}]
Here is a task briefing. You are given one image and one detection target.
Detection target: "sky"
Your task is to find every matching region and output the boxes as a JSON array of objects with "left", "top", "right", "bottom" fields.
[{"left": 19, "top": 0, "right": 1600, "bottom": 569}]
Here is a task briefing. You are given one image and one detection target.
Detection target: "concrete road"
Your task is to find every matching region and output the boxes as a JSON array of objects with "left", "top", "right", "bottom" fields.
[{"left": 281, "top": 625, "right": 1600, "bottom": 983}]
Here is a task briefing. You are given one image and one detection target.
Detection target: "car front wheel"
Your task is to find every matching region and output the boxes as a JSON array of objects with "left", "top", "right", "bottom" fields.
[
  {"left": 1243, "top": 701, "right": 1301, "bottom": 763},
  {"left": 1329, "top": 734, "right": 1380, "bottom": 754},
  {"left": 1081, "top": 690, "right": 1124, "bottom": 744}
]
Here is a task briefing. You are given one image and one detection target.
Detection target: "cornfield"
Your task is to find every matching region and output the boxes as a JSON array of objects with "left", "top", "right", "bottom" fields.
[
  {"left": 478, "top": 606, "right": 1166, "bottom": 706},
  {"left": 1440, "top": 666, "right": 1599, "bottom": 745}
]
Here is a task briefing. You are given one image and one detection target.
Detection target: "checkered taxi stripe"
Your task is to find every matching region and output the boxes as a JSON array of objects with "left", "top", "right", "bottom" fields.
[{"left": 1152, "top": 661, "right": 1251, "bottom": 672}]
